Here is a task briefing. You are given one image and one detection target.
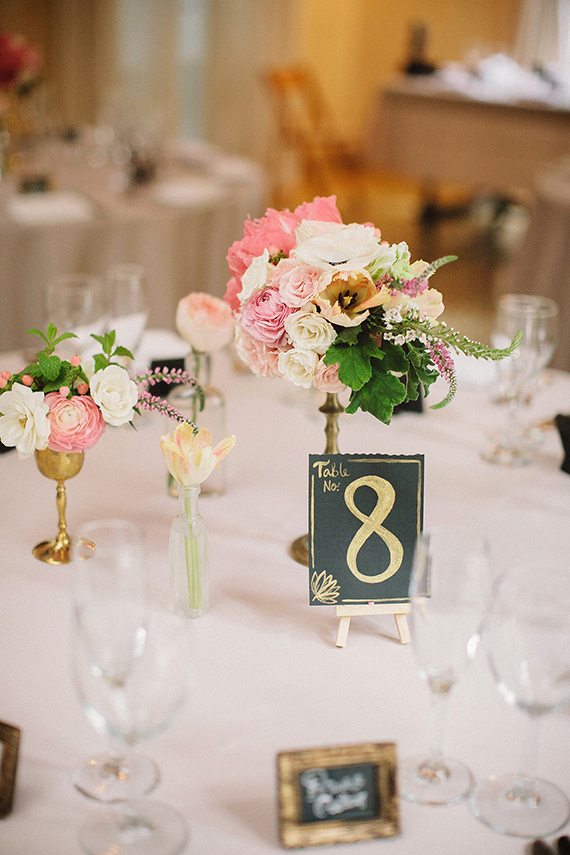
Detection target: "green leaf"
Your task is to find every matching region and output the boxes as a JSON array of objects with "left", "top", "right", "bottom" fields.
[
  {"left": 46, "top": 322, "right": 58, "bottom": 341},
  {"left": 324, "top": 342, "right": 372, "bottom": 391},
  {"left": 90, "top": 333, "right": 106, "bottom": 347},
  {"left": 93, "top": 353, "right": 108, "bottom": 372},
  {"left": 113, "top": 346, "right": 135, "bottom": 360},
  {"left": 335, "top": 326, "right": 360, "bottom": 345},
  {"left": 26, "top": 328, "right": 49, "bottom": 344},
  {"left": 38, "top": 354, "right": 62, "bottom": 381},
  {"left": 379, "top": 339, "right": 409, "bottom": 374},
  {"left": 53, "top": 332, "right": 78, "bottom": 345},
  {"left": 25, "top": 362, "right": 44, "bottom": 377},
  {"left": 345, "top": 363, "right": 407, "bottom": 424}
]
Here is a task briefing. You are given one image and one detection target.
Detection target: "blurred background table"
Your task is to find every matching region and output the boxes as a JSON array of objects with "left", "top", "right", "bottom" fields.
[
  {"left": 0, "top": 138, "right": 265, "bottom": 352},
  {"left": 1, "top": 336, "right": 570, "bottom": 854},
  {"left": 367, "top": 75, "right": 570, "bottom": 196}
]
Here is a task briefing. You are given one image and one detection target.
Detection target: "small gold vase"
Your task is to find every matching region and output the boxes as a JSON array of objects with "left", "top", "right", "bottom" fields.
[
  {"left": 33, "top": 448, "right": 85, "bottom": 565},
  {"left": 289, "top": 393, "right": 344, "bottom": 566}
]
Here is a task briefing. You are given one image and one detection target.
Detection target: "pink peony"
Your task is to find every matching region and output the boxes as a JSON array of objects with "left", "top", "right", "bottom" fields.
[
  {"left": 224, "top": 276, "right": 242, "bottom": 311},
  {"left": 176, "top": 292, "right": 235, "bottom": 353},
  {"left": 240, "top": 287, "right": 296, "bottom": 347},
  {"left": 294, "top": 196, "right": 343, "bottom": 224},
  {"left": 314, "top": 357, "right": 346, "bottom": 393},
  {"left": 273, "top": 258, "right": 323, "bottom": 308},
  {"left": 45, "top": 392, "right": 106, "bottom": 452},
  {"left": 235, "top": 328, "right": 283, "bottom": 377}
]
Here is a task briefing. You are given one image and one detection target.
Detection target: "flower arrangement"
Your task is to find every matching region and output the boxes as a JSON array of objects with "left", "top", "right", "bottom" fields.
[
  {"left": 0, "top": 323, "right": 202, "bottom": 459},
  {"left": 225, "top": 196, "right": 521, "bottom": 424},
  {"left": 0, "top": 31, "right": 42, "bottom": 112}
]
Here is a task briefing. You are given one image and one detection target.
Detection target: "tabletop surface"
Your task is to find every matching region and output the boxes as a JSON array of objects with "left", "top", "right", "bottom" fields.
[{"left": 1, "top": 337, "right": 570, "bottom": 854}]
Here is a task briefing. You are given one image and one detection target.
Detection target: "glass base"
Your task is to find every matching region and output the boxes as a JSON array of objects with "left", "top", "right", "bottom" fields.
[
  {"left": 470, "top": 774, "right": 570, "bottom": 838},
  {"left": 481, "top": 443, "right": 533, "bottom": 467},
  {"left": 399, "top": 754, "right": 474, "bottom": 805},
  {"left": 72, "top": 753, "right": 159, "bottom": 802},
  {"left": 79, "top": 801, "right": 189, "bottom": 855}
]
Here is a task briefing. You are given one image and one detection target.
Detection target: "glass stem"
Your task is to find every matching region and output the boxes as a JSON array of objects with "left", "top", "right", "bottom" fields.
[
  {"left": 507, "top": 714, "right": 541, "bottom": 805},
  {"left": 427, "top": 689, "right": 449, "bottom": 767},
  {"left": 504, "top": 391, "right": 523, "bottom": 451}
]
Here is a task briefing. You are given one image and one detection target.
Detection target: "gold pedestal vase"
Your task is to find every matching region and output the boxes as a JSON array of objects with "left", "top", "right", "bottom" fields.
[
  {"left": 33, "top": 448, "right": 85, "bottom": 564},
  {"left": 289, "top": 393, "right": 344, "bottom": 566}
]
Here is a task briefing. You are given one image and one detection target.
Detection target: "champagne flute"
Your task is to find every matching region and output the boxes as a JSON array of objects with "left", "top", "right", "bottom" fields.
[
  {"left": 46, "top": 274, "right": 107, "bottom": 358},
  {"left": 106, "top": 263, "right": 148, "bottom": 359},
  {"left": 470, "top": 566, "right": 570, "bottom": 838},
  {"left": 71, "top": 520, "right": 159, "bottom": 803},
  {"left": 483, "top": 294, "right": 559, "bottom": 466},
  {"left": 399, "top": 526, "right": 491, "bottom": 805}
]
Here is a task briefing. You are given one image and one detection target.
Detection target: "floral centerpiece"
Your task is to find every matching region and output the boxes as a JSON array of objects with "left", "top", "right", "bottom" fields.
[
  {"left": 225, "top": 196, "right": 520, "bottom": 423},
  {"left": 0, "top": 30, "right": 42, "bottom": 108},
  {"left": 0, "top": 323, "right": 201, "bottom": 459}
]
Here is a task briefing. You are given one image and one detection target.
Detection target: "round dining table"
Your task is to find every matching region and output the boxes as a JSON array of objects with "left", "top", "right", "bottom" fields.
[{"left": 0, "top": 335, "right": 569, "bottom": 854}]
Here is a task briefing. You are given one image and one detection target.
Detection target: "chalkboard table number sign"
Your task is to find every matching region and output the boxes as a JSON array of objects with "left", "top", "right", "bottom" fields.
[
  {"left": 278, "top": 742, "right": 399, "bottom": 848},
  {"left": 308, "top": 453, "right": 424, "bottom": 647}
]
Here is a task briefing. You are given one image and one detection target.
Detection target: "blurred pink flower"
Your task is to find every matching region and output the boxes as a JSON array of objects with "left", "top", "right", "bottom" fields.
[
  {"left": 176, "top": 292, "right": 235, "bottom": 353},
  {"left": 45, "top": 392, "right": 105, "bottom": 453}
]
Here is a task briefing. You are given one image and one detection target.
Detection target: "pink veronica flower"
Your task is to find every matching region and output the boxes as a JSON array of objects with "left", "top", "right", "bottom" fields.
[
  {"left": 45, "top": 392, "right": 106, "bottom": 452},
  {"left": 240, "top": 287, "right": 296, "bottom": 347}
]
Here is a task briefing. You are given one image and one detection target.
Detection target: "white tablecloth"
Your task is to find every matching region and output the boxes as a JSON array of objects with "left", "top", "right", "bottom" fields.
[
  {"left": 0, "top": 139, "right": 266, "bottom": 353},
  {"left": 1, "top": 339, "right": 570, "bottom": 854}
]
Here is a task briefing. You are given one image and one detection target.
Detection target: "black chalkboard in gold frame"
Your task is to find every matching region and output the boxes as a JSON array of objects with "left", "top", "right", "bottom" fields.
[
  {"left": 0, "top": 721, "right": 20, "bottom": 818},
  {"left": 277, "top": 742, "right": 399, "bottom": 848}
]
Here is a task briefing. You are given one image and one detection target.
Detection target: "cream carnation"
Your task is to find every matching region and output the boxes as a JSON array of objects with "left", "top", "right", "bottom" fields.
[{"left": 90, "top": 365, "right": 138, "bottom": 426}]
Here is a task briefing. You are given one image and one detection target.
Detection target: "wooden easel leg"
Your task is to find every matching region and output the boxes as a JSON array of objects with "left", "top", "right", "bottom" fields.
[
  {"left": 336, "top": 615, "right": 351, "bottom": 648},
  {"left": 394, "top": 613, "right": 411, "bottom": 645}
]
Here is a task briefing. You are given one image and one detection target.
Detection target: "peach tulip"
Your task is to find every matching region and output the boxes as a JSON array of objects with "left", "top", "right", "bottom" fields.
[{"left": 161, "top": 423, "right": 236, "bottom": 487}]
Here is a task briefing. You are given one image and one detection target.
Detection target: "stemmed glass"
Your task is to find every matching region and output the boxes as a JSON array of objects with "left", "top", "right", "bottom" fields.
[
  {"left": 106, "top": 264, "right": 148, "bottom": 360},
  {"left": 470, "top": 566, "right": 570, "bottom": 838},
  {"left": 71, "top": 520, "right": 159, "bottom": 802},
  {"left": 483, "top": 294, "right": 559, "bottom": 466},
  {"left": 71, "top": 520, "right": 191, "bottom": 854},
  {"left": 46, "top": 274, "right": 107, "bottom": 358},
  {"left": 399, "top": 525, "right": 491, "bottom": 805}
]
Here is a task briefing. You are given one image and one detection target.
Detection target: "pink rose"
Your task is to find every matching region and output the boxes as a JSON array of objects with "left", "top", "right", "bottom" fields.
[
  {"left": 240, "top": 287, "right": 296, "bottom": 347},
  {"left": 235, "top": 327, "right": 283, "bottom": 377},
  {"left": 294, "top": 196, "right": 343, "bottom": 224},
  {"left": 227, "top": 208, "right": 299, "bottom": 281},
  {"left": 176, "top": 292, "right": 235, "bottom": 353},
  {"left": 45, "top": 392, "right": 106, "bottom": 452},
  {"left": 273, "top": 258, "right": 323, "bottom": 308},
  {"left": 314, "top": 357, "right": 346, "bottom": 393}
]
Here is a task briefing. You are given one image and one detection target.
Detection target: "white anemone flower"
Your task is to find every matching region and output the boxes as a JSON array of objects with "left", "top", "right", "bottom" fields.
[
  {"left": 294, "top": 222, "right": 382, "bottom": 272},
  {"left": 0, "top": 383, "right": 51, "bottom": 459}
]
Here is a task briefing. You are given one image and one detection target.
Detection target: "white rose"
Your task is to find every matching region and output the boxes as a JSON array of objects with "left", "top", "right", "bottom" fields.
[
  {"left": 285, "top": 306, "right": 337, "bottom": 353},
  {"left": 0, "top": 383, "right": 51, "bottom": 459},
  {"left": 89, "top": 365, "right": 138, "bottom": 426},
  {"left": 277, "top": 348, "right": 318, "bottom": 388},
  {"left": 239, "top": 249, "right": 274, "bottom": 303}
]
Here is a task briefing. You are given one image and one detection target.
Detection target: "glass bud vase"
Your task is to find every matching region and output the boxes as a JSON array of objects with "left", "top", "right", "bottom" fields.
[
  {"left": 169, "top": 483, "right": 209, "bottom": 618},
  {"left": 167, "top": 350, "right": 226, "bottom": 496}
]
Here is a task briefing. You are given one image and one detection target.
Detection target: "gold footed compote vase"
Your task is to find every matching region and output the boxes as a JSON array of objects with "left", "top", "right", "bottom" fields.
[
  {"left": 289, "top": 392, "right": 344, "bottom": 566},
  {"left": 33, "top": 448, "right": 85, "bottom": 564}
]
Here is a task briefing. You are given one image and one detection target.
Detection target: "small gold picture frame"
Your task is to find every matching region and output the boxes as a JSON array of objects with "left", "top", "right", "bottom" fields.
[
  {"left": 0, "top": 722, "right": 20, "bottom": 818},
  {"left": 277, "top": 742, "right": 399, "bottom": 849}
]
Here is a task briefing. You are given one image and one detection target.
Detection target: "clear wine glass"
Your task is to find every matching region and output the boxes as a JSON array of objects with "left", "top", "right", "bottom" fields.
[
  {"left": 46, "top": 274, "right": 107, "bottom": 359},
  {"left": 470, "top": 566, "right": 570, "bottom": 838},
  {"left": 399, "top": 525, "right": 491, "bottom": 805},
  {"left": 106, "top": 263, "right": 148, "bottom": 359},
  {"left": 70, "top": 519, "right": 159, "bottom": 803},
  {"left": 71, "top": 520, "right": 192, "bottom": 855},
  {"left": 483, "top": 294, "right": 559, "bottom": 466}
]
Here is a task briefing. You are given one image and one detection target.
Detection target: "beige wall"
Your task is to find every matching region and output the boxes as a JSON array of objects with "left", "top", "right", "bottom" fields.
[{"left": 297, "top": 0, "right": 522, "bottom": 144}]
